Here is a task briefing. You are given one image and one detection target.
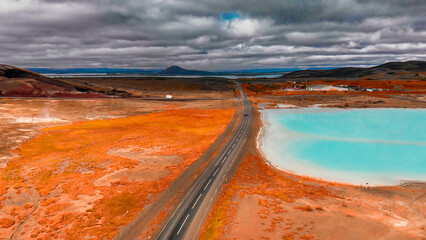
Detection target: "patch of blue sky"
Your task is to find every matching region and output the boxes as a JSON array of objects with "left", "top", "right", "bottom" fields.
[{"left": 221, "top": 12, "right": 241, "bottom": 21}]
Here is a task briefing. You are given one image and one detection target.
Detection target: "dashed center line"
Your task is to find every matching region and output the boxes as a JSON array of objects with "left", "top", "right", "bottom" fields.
[
  {"left": 204, "top": 179, "right": 212, "bottom": 190},
  {"left": 192, "top": 194, "right": 202, "bottom": 209},
  {"left": 177, "top": 214, "right": 190, "bottom": 235},
  {"left": 213, "top": 168, "right": 219, "bottom": 176}
]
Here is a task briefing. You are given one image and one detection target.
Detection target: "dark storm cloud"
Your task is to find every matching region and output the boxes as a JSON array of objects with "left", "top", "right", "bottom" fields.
[{"left": 0, "top": 0, "right": 425, "bottom": 70}]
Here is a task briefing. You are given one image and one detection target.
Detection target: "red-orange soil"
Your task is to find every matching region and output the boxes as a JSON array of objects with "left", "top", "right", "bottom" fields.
[
  {"left": 201, "top": 152, "right": 425, "bottom": 240},
  {"left": 0, "top": 104, "right": 235, "bottom": 239},
  {"left": 242, "top": 79, "right": 426, "bottom": 97}
]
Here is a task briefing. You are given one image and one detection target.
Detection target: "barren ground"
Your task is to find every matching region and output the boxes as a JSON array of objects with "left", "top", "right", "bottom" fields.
[
  {"left": 200, "top": 95, "right": 426, "bottom": 240},
  {"left": 252, "top": 93, "right": 426, "bottom": 109},
  {"left": 242, "top": 79, "right": 426, "bottom": 109},
  {"left": 64, "top": 77, "right": 234, "bottom": 99},
  {"left": 0, "top": 97, "right": 235, "bottom": 239}
]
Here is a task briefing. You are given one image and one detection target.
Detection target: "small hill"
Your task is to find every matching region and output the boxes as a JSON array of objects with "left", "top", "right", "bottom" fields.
[
  {"left": 281, "top": 61, "right": 426, "bottom": 79},
  {"left": 372, "top": 61, "right": 426, "bottom": 72},
  {"left": 0, "top": 64, "right": 104, "bottom": 97},
  {"left": 281, "top": 67, "right": 365, "bottom": 78},
  {"left": 160, "top": 66, "right": 211, "bottom": 75}
]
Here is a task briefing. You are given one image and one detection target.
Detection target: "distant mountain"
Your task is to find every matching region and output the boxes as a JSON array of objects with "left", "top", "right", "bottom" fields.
[
  {"left": 0, "top": 64, "right": 106, "bottom": 97},
  {"left": 281, "top": 67, "right": 365, "bottom": 78},
  {"left": 281, "top": 61, "right": 426, "bottom": 79},
  {"left": 160, "top": 66, "right": 211, "bottom": 75}
]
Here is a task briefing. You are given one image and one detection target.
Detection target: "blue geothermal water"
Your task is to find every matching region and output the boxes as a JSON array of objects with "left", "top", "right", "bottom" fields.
[{"left": 260, "top": 108, "right": 426, "bottom": 185}]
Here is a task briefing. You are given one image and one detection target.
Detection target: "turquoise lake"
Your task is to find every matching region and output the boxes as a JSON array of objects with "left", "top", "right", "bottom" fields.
[{"left": 260, "top": 108, "right": 426, "bottom": 185}]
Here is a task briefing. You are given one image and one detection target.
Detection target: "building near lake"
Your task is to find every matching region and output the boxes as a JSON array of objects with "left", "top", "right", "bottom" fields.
[
  {"left": 283, "top": 87, "right": 302, "bottom": 91},
  {"left": 306, "top": 84, "right": 348, "bottom": 91}
]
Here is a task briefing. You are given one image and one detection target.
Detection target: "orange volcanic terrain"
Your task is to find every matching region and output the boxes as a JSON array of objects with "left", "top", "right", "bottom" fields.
[
  {"left": 242, "top": 79, "right": 426, "bottom": 97},
  {"left": 200, "top": 152, "right": 426, "bottom": 240},
  {"left": 0, "top": 102, "right": 235, "bottom": 239}
]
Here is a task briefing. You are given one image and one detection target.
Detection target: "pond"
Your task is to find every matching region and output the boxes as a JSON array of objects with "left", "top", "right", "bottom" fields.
[{"left": 260, "top": 108, "right": 426, "bottom": 185}]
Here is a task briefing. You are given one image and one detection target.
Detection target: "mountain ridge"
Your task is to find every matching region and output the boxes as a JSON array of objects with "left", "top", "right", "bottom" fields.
[
  {"left": 159, "top": 66, "right": 211, "bottom": 75},
  {"left": 281, "top": 61, "right": 426, "bottom": 78}
]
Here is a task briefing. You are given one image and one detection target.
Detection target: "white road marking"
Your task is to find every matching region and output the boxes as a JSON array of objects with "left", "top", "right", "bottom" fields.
[
  {"left": 213, "top": 168, "right": 219, "bottom": 176},
  {"left": 177, "top": 214, "right": 190, "bottom": 235},
  {"left": 204, "top": 179, "right": 212, "bottom": 190},
  {"left": 192, "top": 194, "right": 202, "bottom": 209}
]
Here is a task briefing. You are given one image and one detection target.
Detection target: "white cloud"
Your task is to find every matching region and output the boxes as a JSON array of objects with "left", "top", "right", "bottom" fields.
[
  {"left": 359, "top": 16, "right": 413, "bottom": 31},
  {"left": 188, "top": 35, "right": 217, "bottom": 45},
  {"left": 0, "top": 0, "right": 425, "bottom": 69},
  {"left": 161, "top": 15, "right": 217, "bottom": 33},
  {"left": 257, "top": 56, "right": 292, "bottom": 65},
  {"left": 0, "top": 0, "right": 95, "bottom": 19},
  {"left": 358, "top": 43, "right": 426, "bottom": 53},
  {"left": 285, "top": 32, "right": 325, "bottom": 44},
  {"left": 221, "top": 18, "right": 273, "bottom": 38},
  {"left": 0, "top": 0, "right": 37, "bottom": 14}
]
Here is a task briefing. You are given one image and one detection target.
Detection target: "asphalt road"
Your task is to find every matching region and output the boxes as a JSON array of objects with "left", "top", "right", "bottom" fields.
[{"left": 156, "top": 83, "right": 252, "bottom": 240}]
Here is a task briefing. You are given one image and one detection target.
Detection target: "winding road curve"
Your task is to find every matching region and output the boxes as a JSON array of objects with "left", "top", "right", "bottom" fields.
[{"left": 156, "top": 82, "right": 252, "bottom": 240}]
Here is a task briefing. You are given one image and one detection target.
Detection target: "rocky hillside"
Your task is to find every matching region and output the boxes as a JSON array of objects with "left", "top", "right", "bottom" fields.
[
  {"left": 0, "top": 64, "right": 105, "bottom": 97},
  {"left": 281, "top": 61, "right": 426, "bottom": 79}
]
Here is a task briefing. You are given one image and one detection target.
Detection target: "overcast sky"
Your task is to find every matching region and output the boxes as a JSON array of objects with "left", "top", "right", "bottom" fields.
[{"left": 1, "top": 0, "right": 425, "bottom": 70}]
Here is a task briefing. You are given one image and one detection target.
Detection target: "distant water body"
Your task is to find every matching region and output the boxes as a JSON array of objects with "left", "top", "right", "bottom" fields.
[
  {"left": 260, "top": 108, "right": 426, "bottom": 185},
  {"left": 45, "top": 73, "right": 282, "bottom": 79}
]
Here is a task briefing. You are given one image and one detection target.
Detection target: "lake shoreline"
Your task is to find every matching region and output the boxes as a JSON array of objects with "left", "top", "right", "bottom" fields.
[
  {"left": 257, "top": 107, "right": 426, "bottom": 187},
  {"left": 202, "top": 103, "right": 426, "bottom": 240}
]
